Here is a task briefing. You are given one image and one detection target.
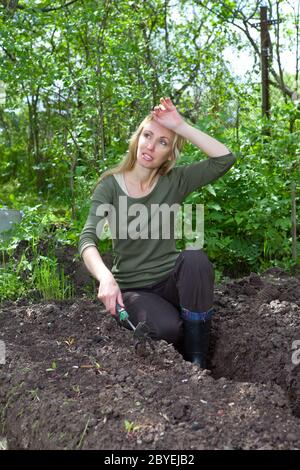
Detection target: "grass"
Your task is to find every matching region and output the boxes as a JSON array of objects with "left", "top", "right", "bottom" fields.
[
  {"left": 32, "top": 256, "right": 74, "bottom": 300},
  {"left": 0, "top": 260, "right": 26, "bottom": 302},
  {"left": 0, "top": 250, "right": 74, "bottom": 303}
]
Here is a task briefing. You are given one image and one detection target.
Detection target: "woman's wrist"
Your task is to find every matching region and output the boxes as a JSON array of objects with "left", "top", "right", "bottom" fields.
[
  {"left": 173, "top": 120, "right": 189, "bottom": 136},
  {"left": 97, "top": 269, "right": 115, "bottom": 285}
]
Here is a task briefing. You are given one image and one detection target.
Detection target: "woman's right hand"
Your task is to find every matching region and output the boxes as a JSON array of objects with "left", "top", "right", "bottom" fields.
[{"left": 97, "top": 273, "right": 124, "bottom": 316}]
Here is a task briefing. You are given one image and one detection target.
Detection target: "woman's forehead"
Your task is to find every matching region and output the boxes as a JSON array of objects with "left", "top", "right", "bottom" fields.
[{"left": 142, "top": 120, "right": 174, "bottom": 140}]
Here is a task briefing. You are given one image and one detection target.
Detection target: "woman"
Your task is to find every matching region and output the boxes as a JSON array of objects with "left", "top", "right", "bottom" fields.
[{"left": 79, "top": 97, "right": 236, "bottom": 368}]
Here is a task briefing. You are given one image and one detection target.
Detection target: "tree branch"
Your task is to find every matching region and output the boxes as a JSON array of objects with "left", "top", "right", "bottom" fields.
[
  {"left": 194, "top": 0, "right": 299, "bottom": 102},
  {"left": 0, "top": 0, "right": 81, "bottom": 12},
  {"left": 40, "top": 0, "right": 80, "bottom": 13},
  {"left": 0, "top": 44, "right": 16, "bottom": 61}
]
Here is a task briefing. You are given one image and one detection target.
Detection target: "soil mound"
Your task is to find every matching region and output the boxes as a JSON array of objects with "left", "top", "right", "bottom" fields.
[{"left": 0, "top": 269, "right": 299, "bottom": 449}]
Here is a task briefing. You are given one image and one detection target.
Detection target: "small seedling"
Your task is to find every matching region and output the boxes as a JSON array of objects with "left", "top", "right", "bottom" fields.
[
  {"left": 46, "top": 361, "right": 57, "bottom": 372},
  {"left": 124, "top": 420, "right": 140, "bottom": 435},
  {"left": 72, "top": 385, "right": 80, "bottom": 395},
  {"left": 28, "top": 389, "right": 40, "bottom": 401}
]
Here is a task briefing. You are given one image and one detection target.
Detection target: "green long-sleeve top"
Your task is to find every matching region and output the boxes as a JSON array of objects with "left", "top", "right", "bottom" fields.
[{"left": 78, "top": 153, "right": 236, "bottom": 288}]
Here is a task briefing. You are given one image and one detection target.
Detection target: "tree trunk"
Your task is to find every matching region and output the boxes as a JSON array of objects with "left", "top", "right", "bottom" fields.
[
  {"left": 291, "top": 182, "right": 297, "bottom": 262},
  {"left": 26, "top": 91, "right": 43, "bottom": 190}
]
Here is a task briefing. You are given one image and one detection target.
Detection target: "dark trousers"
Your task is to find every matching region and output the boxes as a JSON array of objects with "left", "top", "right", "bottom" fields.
[{"left": 121, "top": 249, "right": 214, "bottom": 346}]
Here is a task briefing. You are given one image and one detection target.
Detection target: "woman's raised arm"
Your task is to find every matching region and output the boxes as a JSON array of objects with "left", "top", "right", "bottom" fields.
[{"left": 152, "top": 97, "right": 231, "bottom": 158}]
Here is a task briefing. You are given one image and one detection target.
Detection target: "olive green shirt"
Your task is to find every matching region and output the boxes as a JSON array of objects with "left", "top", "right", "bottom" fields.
[{"left": 78, "top": 153, "right": 236, "bottom": 288}]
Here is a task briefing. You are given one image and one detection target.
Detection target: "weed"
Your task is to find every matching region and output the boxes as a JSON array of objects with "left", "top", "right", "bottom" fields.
[
  {"left": 27, "top": 389, "right": 40, "bottom": 402},
  {"left": 32, "top": 256, "right": 74, "bottom": 300},
  {"left": 0, "top": 244, "right": 74, "bottom": 303},
  {"left": 0, "top": 259, "right": 26, "bottom": 302},
  {"left": 76, "top": 417, "right": 90, "bottom": 450}
]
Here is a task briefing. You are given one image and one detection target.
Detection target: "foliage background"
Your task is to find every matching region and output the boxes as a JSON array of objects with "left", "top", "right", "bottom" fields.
[{"left": 0, "top": 0, "right": 299, "bottom": 300}]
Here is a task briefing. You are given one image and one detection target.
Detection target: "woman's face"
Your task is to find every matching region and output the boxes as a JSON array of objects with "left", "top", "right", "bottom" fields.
[{"left": 136, "top": 120, "right": 175, "bottom": 170}]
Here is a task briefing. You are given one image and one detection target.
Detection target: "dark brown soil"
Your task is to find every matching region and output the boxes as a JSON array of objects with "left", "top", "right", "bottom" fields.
[{"left": 0, "top": 260, "right": 300, "bottom": 450}]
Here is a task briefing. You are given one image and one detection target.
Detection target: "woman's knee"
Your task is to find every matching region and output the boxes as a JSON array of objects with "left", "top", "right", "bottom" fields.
[
  {"left": 181, "top": 249, "right": 214, "bottom": 275},
  {"left": 122, "top": 291, "right": 181, "bottom": 344}
]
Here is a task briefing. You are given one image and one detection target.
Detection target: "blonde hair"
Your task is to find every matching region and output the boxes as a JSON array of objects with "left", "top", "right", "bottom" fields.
[{"left": 95, "top": 114, "right": 185, "bottom": 188}]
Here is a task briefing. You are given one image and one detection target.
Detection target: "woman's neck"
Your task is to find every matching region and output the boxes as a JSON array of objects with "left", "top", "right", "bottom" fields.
[{"left": 124, "top": 167, "right": 159, "bottom": 191}]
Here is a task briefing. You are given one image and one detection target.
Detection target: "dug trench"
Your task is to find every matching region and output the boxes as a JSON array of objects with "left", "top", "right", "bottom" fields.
[{"left": 0, "top": 249, "right": 299, "bottom": 450}]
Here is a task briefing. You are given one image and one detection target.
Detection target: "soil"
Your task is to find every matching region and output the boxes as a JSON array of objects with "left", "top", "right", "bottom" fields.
[{"left": 0, "top": 248, "right": 300, "bottom": 450}]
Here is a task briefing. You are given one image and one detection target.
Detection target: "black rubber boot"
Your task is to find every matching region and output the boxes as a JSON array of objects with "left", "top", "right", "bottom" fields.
[{"left": 182, "top": 318, "right": 211, "bottom": 368}]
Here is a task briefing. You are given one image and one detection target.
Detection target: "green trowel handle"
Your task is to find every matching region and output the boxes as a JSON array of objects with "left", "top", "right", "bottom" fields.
[{"left": 116, "top": 304, "right": 136, "bottom": 331}]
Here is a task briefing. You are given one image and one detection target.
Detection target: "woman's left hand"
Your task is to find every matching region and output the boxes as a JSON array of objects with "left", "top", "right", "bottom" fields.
[{"left": 151, "top": 97, "right": 184, "bottom": 131}]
